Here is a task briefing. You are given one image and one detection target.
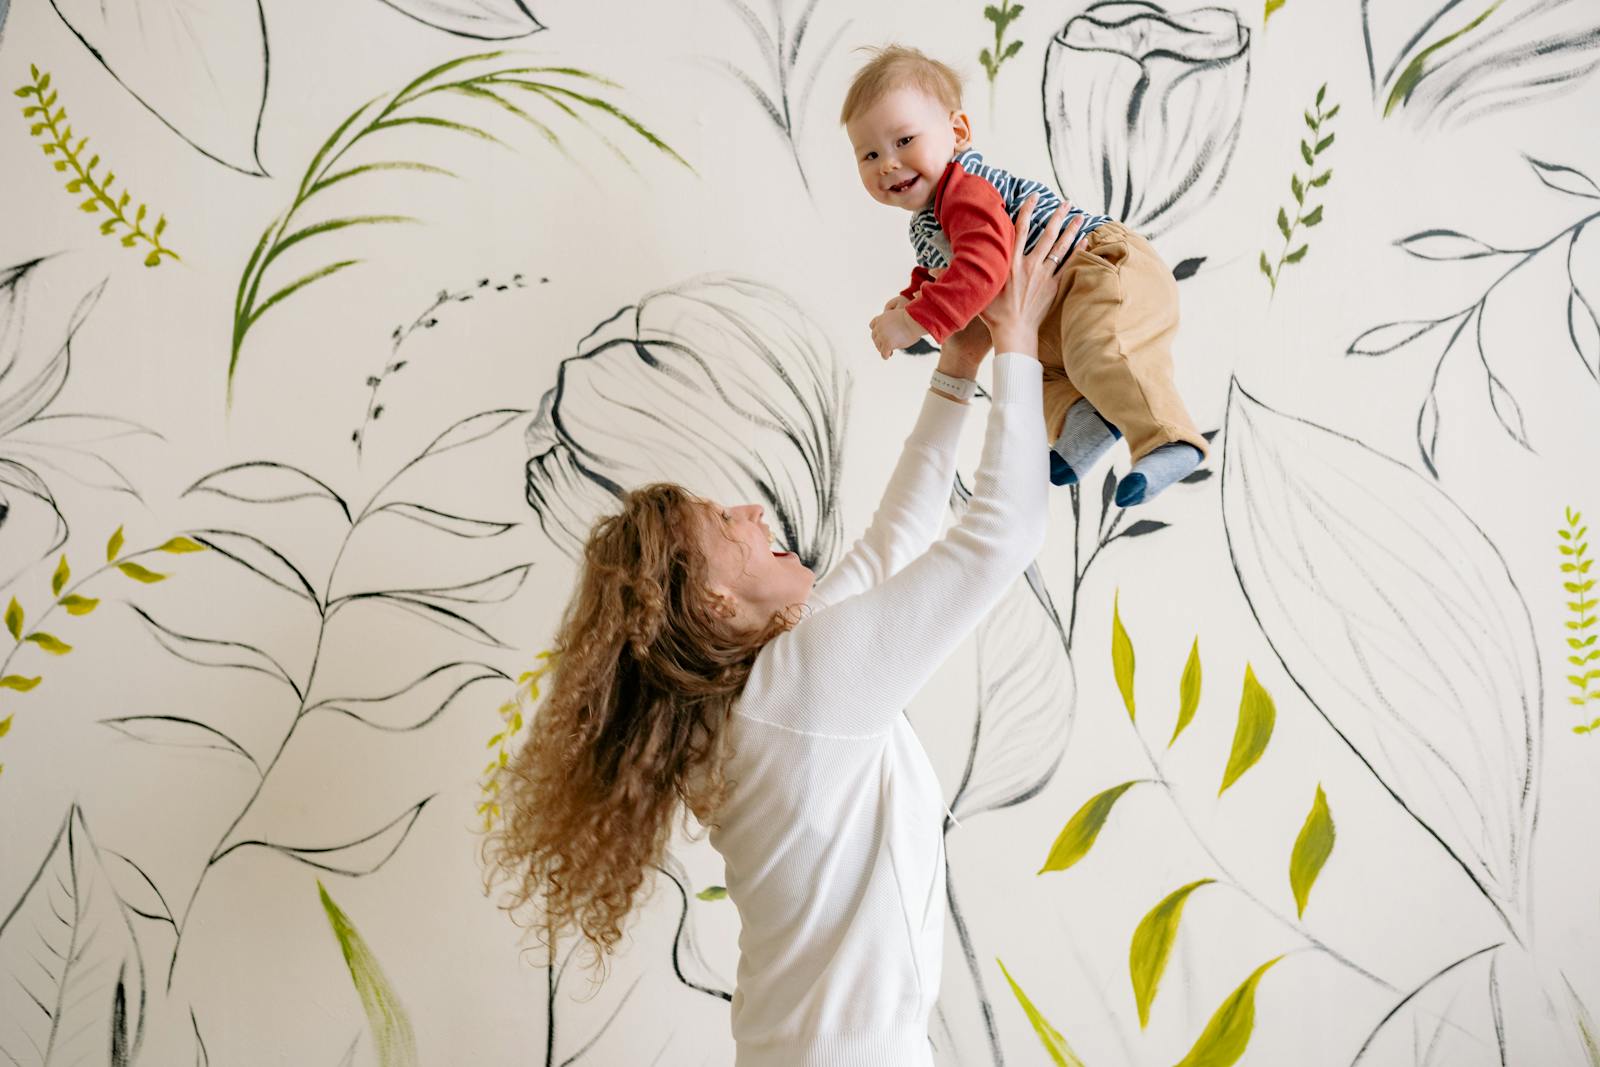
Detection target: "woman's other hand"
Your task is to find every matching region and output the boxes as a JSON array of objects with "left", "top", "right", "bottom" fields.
[{"left": 980, "top": 194, "right": 1084, "bottom": 357}]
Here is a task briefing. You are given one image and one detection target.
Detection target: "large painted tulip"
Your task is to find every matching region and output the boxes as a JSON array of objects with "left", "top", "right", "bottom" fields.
[
  {"left": 524, "top": 275, "right": 847, "bottom": 572},
  {"left": 1043, "top": 0, "right": 1250, "bottom": 237}
]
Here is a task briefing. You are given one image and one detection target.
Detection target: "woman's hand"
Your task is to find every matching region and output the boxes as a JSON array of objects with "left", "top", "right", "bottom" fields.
[{"left": 979, "top": 194, "right": 1084, "bottom": 358}]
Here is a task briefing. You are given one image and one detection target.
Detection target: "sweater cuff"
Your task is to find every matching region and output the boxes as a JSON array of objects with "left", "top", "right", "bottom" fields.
[
  {"left": 910, "top": 383, "right": 969, "bottom": 447},
  {"left": 989, "top": 352, "right": 1043, "bottom": 407}
]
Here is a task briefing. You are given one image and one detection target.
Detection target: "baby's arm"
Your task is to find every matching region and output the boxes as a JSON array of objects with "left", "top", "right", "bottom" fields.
[{"left": 904, "top": 180, "right": 1014, "bottom": 343}]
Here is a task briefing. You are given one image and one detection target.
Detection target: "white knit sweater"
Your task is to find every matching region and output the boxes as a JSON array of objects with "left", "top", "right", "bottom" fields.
[{"left": 708, "top": 353, "right": 1048, "bottom": 1067}]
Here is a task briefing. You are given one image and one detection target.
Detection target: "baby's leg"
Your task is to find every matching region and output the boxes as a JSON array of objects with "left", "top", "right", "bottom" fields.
[
  {"left": 1039, "top": 291, "right": 1120, "bottom": 486},
  {"left": 1056, "top": 223, "right": 1208, "bottom": 506}
]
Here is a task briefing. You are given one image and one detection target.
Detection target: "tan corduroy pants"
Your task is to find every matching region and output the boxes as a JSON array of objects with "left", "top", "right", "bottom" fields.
[{"left": 1036, "top": 220, "right": 1209, "bottom": 464}]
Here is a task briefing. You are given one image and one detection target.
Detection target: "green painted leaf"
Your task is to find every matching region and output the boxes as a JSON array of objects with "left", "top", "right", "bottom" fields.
[
  {"left": 1112, "top": 591, "right": 1136, "bottom": 721},
  {"left": 0, "top": 714, "right": 10, "bottom": 738},
  {"left": 1302, "top": 204, "right": 1324, "bottom": 227},
  {"left": 158, "top": 536, "right": 207, "bottom": 553},
  {"left": 1040, "top": 780, "right": 1142, "bottom": 873},
  {"left": 1003, "top": 39, "right": 1024, "bottom": 61},
  {"left": 0, "top": 675, "right": 42, "bottom": 691},
  {"left": 1315, "top": 83, "right": 1326, "bottom": 106},
  {"left": 1174, "top": 957, "right": 1284, "bottom": 1067},
  {"left": 1219, "top": 664, "right": 1276, "bottom": 795},
  {"left": 1290, "top": 174, "right": 1304, "bottom": 203},
  {"left": 1300, "top": 140, "right": 1314, "bottom": 166},
  {"left": 1314, "top": 132, "right": 1335, "bottom": 154},
  {"left": 1172, "top": 637, "right": 1202, "bottom": 746},
  {"left": 997, "top": 958, "right": 1087, "bottom": 1066},
  {"left": 107, "top": 525, "right": 125, "bottom": 561},
  {"left": 24, "top": 632, "right": 72, "bottom": 655},
  {"left": 60, "top": 595, "right": 99, "bottom": 616},
  {"left": 4, "top": 598, "right": 21, "bottom": 641},
  {"left": 697, "top": 885, "right": 728, "bottom": 901},
  {"left": 1258, "top": 251, "right": 1273, "bottom": 279},
  {"left": 1131, "top": 878, "right": 1215, "bottom": 1027},
  {"left": 1263, "top": 0, "right": 1286, "bottom": 22},
  {"left": 51, "top": 555, "right": 70, "bottom": 596},
  {"left": 117, "top": 562, "right": 168, "bottom": 584},
  {"left": 1285, "top": 245, "right": 1309, "bottom": 264},
  {"left": 1276, "top": 206, "right": 1291, "bottom": 240},
  {"left": 1310, "top": 170, "right": 1332, "bottom": 187},
  {"left": 1385, "top": 1, "right": 1502, "bottom": 116},
  {"left": 318, "top": 881, "right": 418, "bottom": 1067},
  {"left": 1289, "top": 784, "right": 1335, "bottom": 917}
]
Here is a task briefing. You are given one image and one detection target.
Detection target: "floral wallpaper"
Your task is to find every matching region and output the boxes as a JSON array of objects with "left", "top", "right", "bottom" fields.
[{"left": 1, "top": 0, "right": 1598, "bottom": 1064}]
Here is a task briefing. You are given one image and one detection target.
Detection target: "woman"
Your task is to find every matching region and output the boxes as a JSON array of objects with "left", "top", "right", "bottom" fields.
[{"left": 483, "top": 196, "right": 1082, "bottom": 1065}]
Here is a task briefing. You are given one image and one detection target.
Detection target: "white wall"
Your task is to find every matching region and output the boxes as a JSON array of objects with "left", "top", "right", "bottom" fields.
[{"left": 1, "top": 0, "right": 1598, "bottom": 1064}]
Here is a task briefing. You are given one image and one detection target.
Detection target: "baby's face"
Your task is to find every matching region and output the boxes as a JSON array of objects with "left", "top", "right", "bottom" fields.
[{"left": 846, "top": 86, "right": 970, "bottom": 212}]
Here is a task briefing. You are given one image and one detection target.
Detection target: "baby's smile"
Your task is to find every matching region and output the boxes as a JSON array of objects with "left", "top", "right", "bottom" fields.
[{"left": 887, "top": 175, "right": 919, "bottom": 194}]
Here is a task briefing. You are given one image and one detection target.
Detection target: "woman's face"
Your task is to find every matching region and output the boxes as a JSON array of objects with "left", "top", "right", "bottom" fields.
[{"left": 698, "top": 501, "right": 814, "bottom": 631}]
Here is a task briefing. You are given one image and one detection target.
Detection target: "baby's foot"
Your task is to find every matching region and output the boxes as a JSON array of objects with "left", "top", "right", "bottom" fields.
[
  {"left": 1049, "top": 398, "right": 1122, "bottom": 486},
  {"left": 1115, "top": 443, "right": 1202, "bottom": 506}
]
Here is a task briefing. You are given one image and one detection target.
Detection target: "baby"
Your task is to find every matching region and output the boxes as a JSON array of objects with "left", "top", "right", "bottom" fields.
[{"left": 841, "top": 45, "right": 1208, "bottom": 507}]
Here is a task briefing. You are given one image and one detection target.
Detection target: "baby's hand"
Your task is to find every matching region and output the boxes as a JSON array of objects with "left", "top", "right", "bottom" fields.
[
  {"left": 883, "top": 294, "right": 911, "bottom": 313},
  {"left": 870, "top": 307, "right": 925, "bottom": 360}
]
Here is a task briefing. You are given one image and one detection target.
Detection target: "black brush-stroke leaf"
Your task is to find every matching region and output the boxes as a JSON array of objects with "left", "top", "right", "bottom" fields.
[
  {"left": 47, "top": 0, "right": 270, "bottom": 175},
  {"left": 192, "top": 1010, "right": 210, "bottom": 1067},
  {"left": 349, "top": 594, "right": 508, "bottom": 647},
  {"left": 1221, "top": 382, "right": 1539, "bottom": 931},
  {"left": 1570, "top": 219, "right": 1600, "bottom": 381},
  {"left": 305, "top": 661, "right": 508, "bottom": 731},
  {"left": 375, "top": 0, "right": 544, "bottom": 38},
  {"left": 1045, "top": 1, "right": 1251, "bottom": 237},
  {"left": 213, "top": 797, "right": 434, "bottom": 876},
  {"left": 370, "top": 501, "right": 515, "bottom": 538},
  {"left": 103, "top": 850, "right": 176, "bottom": 929},
  {"left": 1397, "top": 229, "right": 1508, "bottom": 260},
  {"left": 100, "top": 714, "right": 262, "bottom": 772},
  {"left": 184, "top": 462, "right": 352, "bottom": 522},
  {"left": 191, "top": 529, "right": 322, "bottom": 607},
  {"left": 0, "top": 805, "right": 148, "bottom": 1066},
  {"left": 128, "top": 604, "right": 302, "bottom": 697},
  {"left": 525, "top": 276, "right": 847, "bottom": 574},
  {"left": 1529, "top": 156, "right": 1600, "bottom": 200},
  {"left": 1346, "top": 316, "right": 1455, "bottom": 357},
  {"left": 1172, "top": 256, "right": 1206, "bottom": 280},
  {"left": 377, "top": 563, "right": 531, "bottom": 605},
  {"left": 419, "top": 408, "right": 528, "bottom": 461}
]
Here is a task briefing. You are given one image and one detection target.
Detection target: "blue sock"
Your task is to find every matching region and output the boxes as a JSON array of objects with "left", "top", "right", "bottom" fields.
[
  {"left": 1050, "top": 399, "right": 1121, "bottom": 486},
  {"left": 1115, "top": 443, "right": 1202, "bottom": 506}
]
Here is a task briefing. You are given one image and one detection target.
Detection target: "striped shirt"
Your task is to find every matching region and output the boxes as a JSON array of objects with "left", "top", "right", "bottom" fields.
[{"left": 908, "top": 148, "right": 1108, "bottom": 270}]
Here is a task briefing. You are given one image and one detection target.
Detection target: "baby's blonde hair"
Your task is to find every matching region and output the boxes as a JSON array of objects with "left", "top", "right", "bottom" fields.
[{"left": 839, "top": 45, "right": 964, "bottom": 126}]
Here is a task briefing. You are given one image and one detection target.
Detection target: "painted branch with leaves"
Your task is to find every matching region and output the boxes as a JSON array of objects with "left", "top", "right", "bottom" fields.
[
  {"left": 1261, "top": 83, "right": 1337, "bottom": 296},
  {"left": 1562, "top": 507, "right": 1600, "bottom": 732},
  {"left": 477, "top": 651, "right": 556, "bottom": 831},
  {"left": 1016, "top": 594, "right": 1381, "bottom": 1064},
  {"left": 1, "top": 527, "right": 203, "bottom": 775},
  {"left": 229, "top": 51, "right": 688, "bottom": 406},
  {"left": 14, "top": 65, "right": 179, "bottom": 267}
]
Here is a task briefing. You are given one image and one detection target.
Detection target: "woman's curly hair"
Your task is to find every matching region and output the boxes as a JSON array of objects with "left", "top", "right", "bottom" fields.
[{"left": 480, "top": 483, "right": 791, "bottom": 977}]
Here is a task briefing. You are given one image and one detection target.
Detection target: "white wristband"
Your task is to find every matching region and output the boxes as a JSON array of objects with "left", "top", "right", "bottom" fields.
[{"left": 929, "top": 369, "right": 978, "bottom": 402}]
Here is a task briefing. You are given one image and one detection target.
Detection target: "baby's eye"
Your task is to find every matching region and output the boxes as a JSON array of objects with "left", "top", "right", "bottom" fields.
[
  {"left": 896, "top": 135, "right": 914, "bottom": 147},
  {"left": 863, "top": 151, "right": 877, "bottom": 161}
]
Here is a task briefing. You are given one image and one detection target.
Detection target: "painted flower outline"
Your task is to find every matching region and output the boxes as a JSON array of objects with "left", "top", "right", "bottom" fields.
[{"left": 525, "top": 275, "right": 847, "bottom": 572}]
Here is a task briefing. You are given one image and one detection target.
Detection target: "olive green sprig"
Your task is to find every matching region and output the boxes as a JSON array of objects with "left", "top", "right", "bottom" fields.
[
  {"left": 979, "top": 2, "right": 1025, "bottom": 87},
  {"left": 476, "top": 650, "right": 556, "bottom": 831},
  {"left": 1261, "top": 83, "right": 1338, "bottom": 297},
  {"left": 1562, "top": 507, "right": 1600, "bottom": 733},
  {"left": 0, "top": 527, "right": 204, "bottom": 777},
  {"left": 14, "top": 64, "right": 180, "bottom": 268}
]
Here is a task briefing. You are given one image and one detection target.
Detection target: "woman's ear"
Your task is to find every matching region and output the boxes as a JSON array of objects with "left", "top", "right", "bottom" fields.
[{"left": 951, "top": 110, "right": 973, "bottom": 151}]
